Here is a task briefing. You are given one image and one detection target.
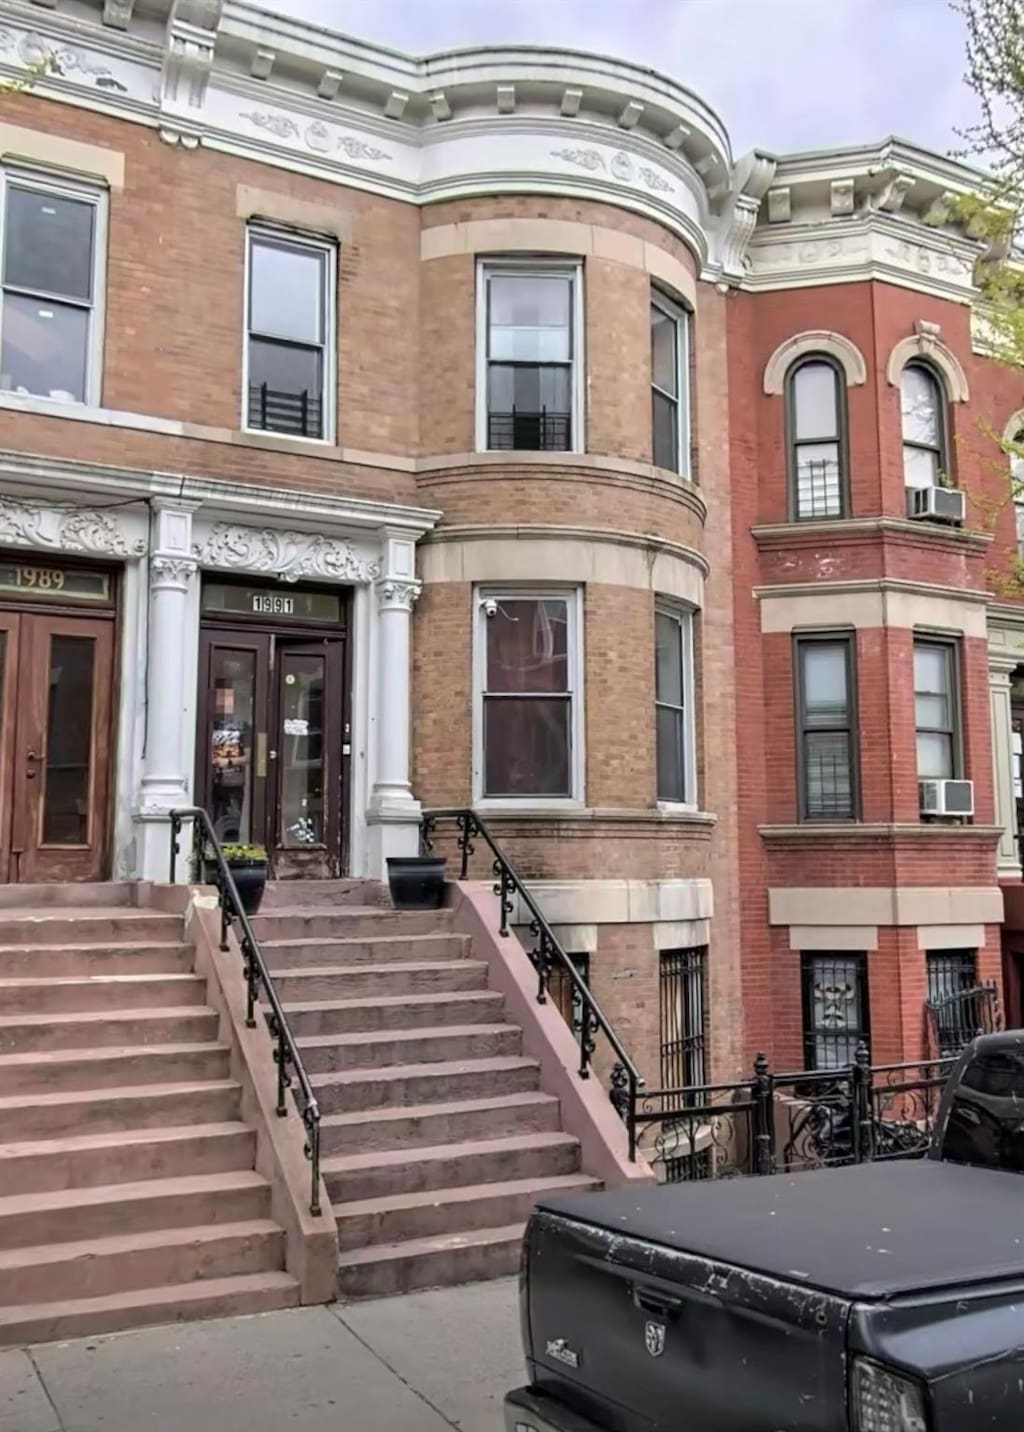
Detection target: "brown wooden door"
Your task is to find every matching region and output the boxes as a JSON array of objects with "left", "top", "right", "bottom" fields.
[
  {"left": 271, "top": 638, "right": 346, "bottom": 879},
  {"left": 0, "top": 613, "right": 114, "bottom": 882}
]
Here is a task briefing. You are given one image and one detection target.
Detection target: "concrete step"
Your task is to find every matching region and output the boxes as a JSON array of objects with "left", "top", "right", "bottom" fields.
[
  {"left": 0, "top": 1007, "right": 220, "bottom": 1054},
  {"left": 297, "top": 1024, "right": 522, "bottom": 1074},
  {"left": 0, "top": 1220, "right": 284, "bottom": 1307},
  {"left": 335, "top": 1173, "right": 600, "bottom": 1249},
  {"left": 0, "top": 1271, "right": 300, "bottom": 1347},
  {"left": 279, "top": 990, "right": 503, "bottom": 1038},
  {"left": 0, "top": 1121, "right": 254, "bottom": 1194},
  {"left": 338, "top": 1224, "right": 523, "bottom": 1299},
  {"left": 0, "top": 1171, "right": 271, "bottom": 1249},
  {"left": 325, "top": 1131, "right": 582, "bottom": 1203},
  {"left": 0, "top": 1043, "right": 231, "bottom": 1095},
  {"left": 320, "top": 1092, "right": 561, "bottom": 1156},
  {"left": 0, "top": 910, "right": 183, "bottom": 945},
  {"left": 271, "top": 961, "right": 488, "bottom": 1003},
  {"left": 311, "top": 1056, "right": 541, "bottom": 1114},
  {"left": 252, "top": 908, "right": 454, "bottom": 942},
  {"left": 262, "top": 934, "right": 473, "bottom": 971},
  {"left": 261, "top": 880, "right": 388, "bottom": 910},
  {"left": 0, "top": 884, "right": 137, "bottom": 910},
  {"left": 0, "top": 974, "right": 207, "bottom": 1015},
  {"left": 0, "top": 1081, "right": 242, "bottom": 1144},
  {"left": 0, "top": 942, "right": 195, "bottom": 977}
]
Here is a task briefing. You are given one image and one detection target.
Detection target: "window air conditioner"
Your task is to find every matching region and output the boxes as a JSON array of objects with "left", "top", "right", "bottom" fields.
[
  {"left": 907, "top": 486, "right": 965, "bottom": 525},
  {"left": 919, "top": 778, "right": 974, "bottom": 817}
]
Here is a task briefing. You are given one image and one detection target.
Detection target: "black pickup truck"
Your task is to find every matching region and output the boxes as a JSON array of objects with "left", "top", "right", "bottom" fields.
[{"left": 506, "top": 1032, "right": 1024, "bottom": 1432}]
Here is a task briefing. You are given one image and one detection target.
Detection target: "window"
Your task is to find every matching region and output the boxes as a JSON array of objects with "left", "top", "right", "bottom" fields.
[
  {"left": 795, "top": 635, "right": 857, "bottom": 820},
  {"left": 655, "top": 604, "right": 695, "bottom": 804},
  {"left": 549, "top": 952, "right": 590, "bottom": 1037},
  {"left": 927, "top": 951, "right": 982, "bottom": 1058},
  {"left": 1009, "top": 433, "right": 1024, "bottom": 558},
  {"left": 659, "top": 947, "right": 707, "bottom": 1089},
  {"left": 901, "top": 363, "right": 947, "bottom": 489},
  {"left": 802, "top": 953, "right": 868, "bottom": 1070},
  {"left": 245, "top": 228, "right": 334, "bottom": 441},
  {"left": 0, "top": 171, "right": 105, "bottom": 404},
  {"left": 786, "top": 357, "right": 846, "bottom": 519},
  {"left": 914, "top": 639, "right": 959, "bottom": 780},
  {"left": 476, "top": 591, "right": 581, "bottom": 801},
  {"left": 650, "top": 291, "right": 690, "bottom": 474},
  {"left": 478, "top": 263, "right": 580, "bottom": 452}
]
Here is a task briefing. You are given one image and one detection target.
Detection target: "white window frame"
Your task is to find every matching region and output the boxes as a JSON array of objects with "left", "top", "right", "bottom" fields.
[
  {"left": 0, "top": 166, "right": 107, "bottom": 408},
  {"left": 242, "top": 224, "right": 337, "bottom": 445},
  {"left": 655, "top": 600, "right": 697, "bottom": 810},
  {"left": 650, "top": 288, "right": 690, "bottom": 477},
  {"left": 475, "top": 258, "right": 585, "bottom": 455},
  {"left": 472, "top": 586, "right": 585, "bottom": 809}
]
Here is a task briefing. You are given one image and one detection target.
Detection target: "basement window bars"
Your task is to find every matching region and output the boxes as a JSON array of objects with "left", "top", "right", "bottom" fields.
[
  {"left": 245, "top": 229, "right": 334, "bottom": 441},
  {"left": 802, "top": 952, "right": 868, "bottom": 1071},
  {"left": 659, "top": 947, "right": 707, "bottom": 1092}
]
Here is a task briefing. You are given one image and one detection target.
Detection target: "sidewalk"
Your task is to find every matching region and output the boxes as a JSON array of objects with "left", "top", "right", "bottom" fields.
[{"left": 0, "top": 1279, "right": 521, "bottom": 1432}]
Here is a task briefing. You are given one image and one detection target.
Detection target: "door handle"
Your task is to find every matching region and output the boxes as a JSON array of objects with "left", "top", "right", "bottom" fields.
[{"left": 25, "top": 748, "right": 41, "bottom": 779}]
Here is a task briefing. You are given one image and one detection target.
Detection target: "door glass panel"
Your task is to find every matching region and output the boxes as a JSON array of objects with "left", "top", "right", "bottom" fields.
[
  {"left": 280, "top": 653, "right": 325, "bottom": 848},
  {"left": 210, "top": 649, "right": 256, "bottom": 844},
  {"left": 42, "top": 635, "right": 94, "bottom": 845}
]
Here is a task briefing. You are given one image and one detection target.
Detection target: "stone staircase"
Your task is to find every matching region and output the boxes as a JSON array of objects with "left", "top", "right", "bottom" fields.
[
  {"left": 255, "top": 881, "right": 600, "bottom": 1297},
  {"left": 0, "top": 885, "right": 299, "bottom": 1345}
]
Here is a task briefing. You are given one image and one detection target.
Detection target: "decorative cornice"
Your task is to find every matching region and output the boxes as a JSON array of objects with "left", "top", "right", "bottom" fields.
[
  {"left": 194, "top": 523, "right": 382, "bottom": 583},
  {"left": 0, "top": 493, "right": 144, "bottom": 557}
]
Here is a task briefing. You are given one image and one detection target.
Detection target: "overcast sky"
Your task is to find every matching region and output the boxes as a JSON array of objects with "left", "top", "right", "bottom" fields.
[{"left": 263, "top": 0, "right": 974, "bottom": 160}]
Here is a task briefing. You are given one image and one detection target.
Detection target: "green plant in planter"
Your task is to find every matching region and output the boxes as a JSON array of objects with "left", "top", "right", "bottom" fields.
[{"left": 219, "top": 843, "right": 267, "bottom": 863}]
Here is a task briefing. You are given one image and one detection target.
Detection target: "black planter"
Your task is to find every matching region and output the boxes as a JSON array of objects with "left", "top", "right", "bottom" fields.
[
  {"left": 386, "top": 855, "right": 447, "bottom": 911},
  {"left": 202, "top": 857, "right": 268, "bottom": 916}
]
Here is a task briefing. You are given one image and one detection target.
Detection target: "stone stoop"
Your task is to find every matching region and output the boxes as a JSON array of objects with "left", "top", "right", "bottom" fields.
[
  {"left": 254, "top": 881, "right": 601, "bottom": 1298},
  {"left": 0, "top": 885, "right": 300, "bottom": 1345}
]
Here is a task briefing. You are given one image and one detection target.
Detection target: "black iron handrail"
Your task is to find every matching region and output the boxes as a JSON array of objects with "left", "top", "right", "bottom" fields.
[
  {"left": 169, "top": 808, "right": 322, "bottom": 1216},
  {"left": 421, "top": 809, "right": 644, "bottom": 1158}
]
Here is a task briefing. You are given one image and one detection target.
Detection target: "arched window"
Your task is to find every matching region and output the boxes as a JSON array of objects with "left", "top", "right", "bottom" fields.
[
  {"left": 900, "top": 362, "right": 947, "bottom": 490},
  {"left": 786, "top": 356, "right": 847, "bottom": 520}
]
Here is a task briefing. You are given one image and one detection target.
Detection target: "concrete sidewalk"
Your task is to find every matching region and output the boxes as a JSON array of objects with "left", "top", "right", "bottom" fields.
[{"left": 0, "top": 1280, "right": 522, "bottom": 1432}]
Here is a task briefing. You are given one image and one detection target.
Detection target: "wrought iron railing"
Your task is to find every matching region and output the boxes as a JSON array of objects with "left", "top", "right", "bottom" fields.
[
  {"left": 487, "top": 408, "right": 571, "bottom": 451},
  {"left": 636, "top": 1043, "right": 956, "bottom": 1184},
  {"left": 926, "top": 981, "right": 1001, "bottom": 1058},
  {"left": 169, "top": 808, "right": 322, "bottom": 1215},
  {"left": 247, "top": 382, "right": 323, "bottom": 438},
  {"left": 421, "top": 809, "right": 644, "bottom": 1157}
]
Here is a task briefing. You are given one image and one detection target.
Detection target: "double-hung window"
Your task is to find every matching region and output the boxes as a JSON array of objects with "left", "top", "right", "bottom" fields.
[
  {"left": 901, "top": 363, "right": 947, "bottom": 490},
  {"left": 802, "top": 952, "right": 868, "bottom": 1070},
  {"left": 245, "top": 228, "right": 334, "bottom": 441},
  {"left": 478, "top": 263, "right": 580, "bottom": 452},
  {"left": 650, "top": 291, "right": 690, "bottom": 474},
  {"left": 795, "top": 635, "right": 857, "bottom": 820},
  {"left": 655, "top": 604, "right": 695, "bottom": 804},
  {"left": 0, "top": 171, "right": 105, "bottom": 404},
  {"left": 476, "top": 591, "right": 581, "bottom": 801},
  {"left": 914, "top": 639, "right": 959, "bottom": 780},
  {"left": 786, "top": 356, "right": 846, "bottom": 519}
]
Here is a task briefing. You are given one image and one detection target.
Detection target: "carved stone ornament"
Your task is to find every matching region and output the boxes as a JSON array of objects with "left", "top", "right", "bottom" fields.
[
  {"left": 194, "top": 524, "right": 381, "bottom": 584},
  {"left": 0, "top": 30, "right": 128, "bottom": 92},
  {"left": 0, "top": 495, "right": 144, "bottom": 557},
  {"left": 160, "top": 2, "right": 219, "bottom": 113},
  {"left": 551, "top": 147, "right": 672, "bottom": 195},
  {"left": 239, "top": 111, "right": 393, "bottom": 163},
  {"left": 240, "top": 110, "right": 299, "bottom": 140},
  {"left": 150, "top": 554, "right": 198, "bottom": 585},
  {"left": 376, "top": 578, "right": 420, "bottom": 611}
]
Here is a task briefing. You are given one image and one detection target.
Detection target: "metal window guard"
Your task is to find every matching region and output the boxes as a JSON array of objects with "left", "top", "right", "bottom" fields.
[
  {"left": 248, "top": 383, "right": 323, "bottom": 439},
  {"left": 421, "top": 808, "right": 645, "bottom": 1159},
  {"left": 169, "top": 807, "right": 322, "bottom": 1216}
]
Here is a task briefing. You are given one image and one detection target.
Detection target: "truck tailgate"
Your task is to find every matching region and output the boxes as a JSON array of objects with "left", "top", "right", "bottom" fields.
[{"left": 526, "top": 1209, "right": 850, "bottom": 1432}]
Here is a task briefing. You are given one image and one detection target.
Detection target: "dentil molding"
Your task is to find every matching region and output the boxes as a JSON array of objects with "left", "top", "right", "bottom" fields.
[
  {"left": 193, "top": 523, "right": 381, "bottom": 584},
  {"left": 0, "top": 494, "right": 144, "bottom": 558}
]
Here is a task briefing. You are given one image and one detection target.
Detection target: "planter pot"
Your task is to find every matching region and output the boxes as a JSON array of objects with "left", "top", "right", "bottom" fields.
[
  {"left": 386, "top": 855, "right": 447, "bottom": 911},
  {"left": 202, "top": 858, "right": 268, "bottom": 916}
]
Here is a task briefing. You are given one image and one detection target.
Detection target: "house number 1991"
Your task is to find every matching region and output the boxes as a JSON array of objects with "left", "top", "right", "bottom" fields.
[{"left": 252, "top": 593, "right": 294, "bottom": 615}]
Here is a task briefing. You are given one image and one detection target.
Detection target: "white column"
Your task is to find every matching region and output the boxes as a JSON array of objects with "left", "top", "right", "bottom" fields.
[
  {"left": 366, "top": 530, "right": 421, "bottom": 877},
  {"left": 990, "top": 656, "right": 1020, "bottom": 878},
  {"left": 136, "top": 502, "right": 198, "bottom": 880}
]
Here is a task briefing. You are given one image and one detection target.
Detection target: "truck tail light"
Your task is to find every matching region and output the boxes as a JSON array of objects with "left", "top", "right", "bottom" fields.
[{"left": 851, "top": 1357, "right": 928, "bottom": 1432}]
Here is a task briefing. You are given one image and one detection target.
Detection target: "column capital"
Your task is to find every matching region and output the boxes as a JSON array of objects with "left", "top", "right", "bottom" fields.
[
  {"left": 151, "top": 553, "right": 198, "bottom": 590},
  {"left": 375, "top": 577, "right": 421, "bottom": 612}
]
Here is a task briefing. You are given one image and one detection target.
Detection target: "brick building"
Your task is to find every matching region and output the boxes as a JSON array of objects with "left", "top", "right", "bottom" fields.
[{"left": 0, "top": 0, "right": 1020, "bottom": 1092}]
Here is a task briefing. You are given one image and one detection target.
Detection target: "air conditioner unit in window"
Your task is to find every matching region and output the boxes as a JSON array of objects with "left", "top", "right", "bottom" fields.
[
  {"left": 907, "top": 486, "right": 965, "bottom": 525},
  {"left": 919, "top": 778, "right": 974, "bottom": 817}
]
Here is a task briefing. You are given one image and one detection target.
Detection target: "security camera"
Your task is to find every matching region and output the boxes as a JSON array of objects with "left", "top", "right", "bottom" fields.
[{"left": 482, "top": 598, "right": 498, "bottom": 618}]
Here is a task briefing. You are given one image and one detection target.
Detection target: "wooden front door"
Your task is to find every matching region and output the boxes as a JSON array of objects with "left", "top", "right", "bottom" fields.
[{"left": 0, "top": 611, "right": 114, "bottom": 882}]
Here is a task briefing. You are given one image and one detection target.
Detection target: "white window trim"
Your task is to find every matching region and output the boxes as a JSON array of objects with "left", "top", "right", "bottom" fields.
[
  {"left": 650, "top": 288, "right": 690, "bottom": 478},
  {"left": 655, "top": 599, "right": 697, "bottom": 812},
  {"left": 0, "top": 165, "right": 108, "bottom": 409},
  {"left": 472, "top": 585, "right": 586, "bottom": 809},
  {"left": 474, "top": 258, "right": 585, "bottom": 455},
  {"left": 242, "top": 223, "right": 337, "bottom": 446}
]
